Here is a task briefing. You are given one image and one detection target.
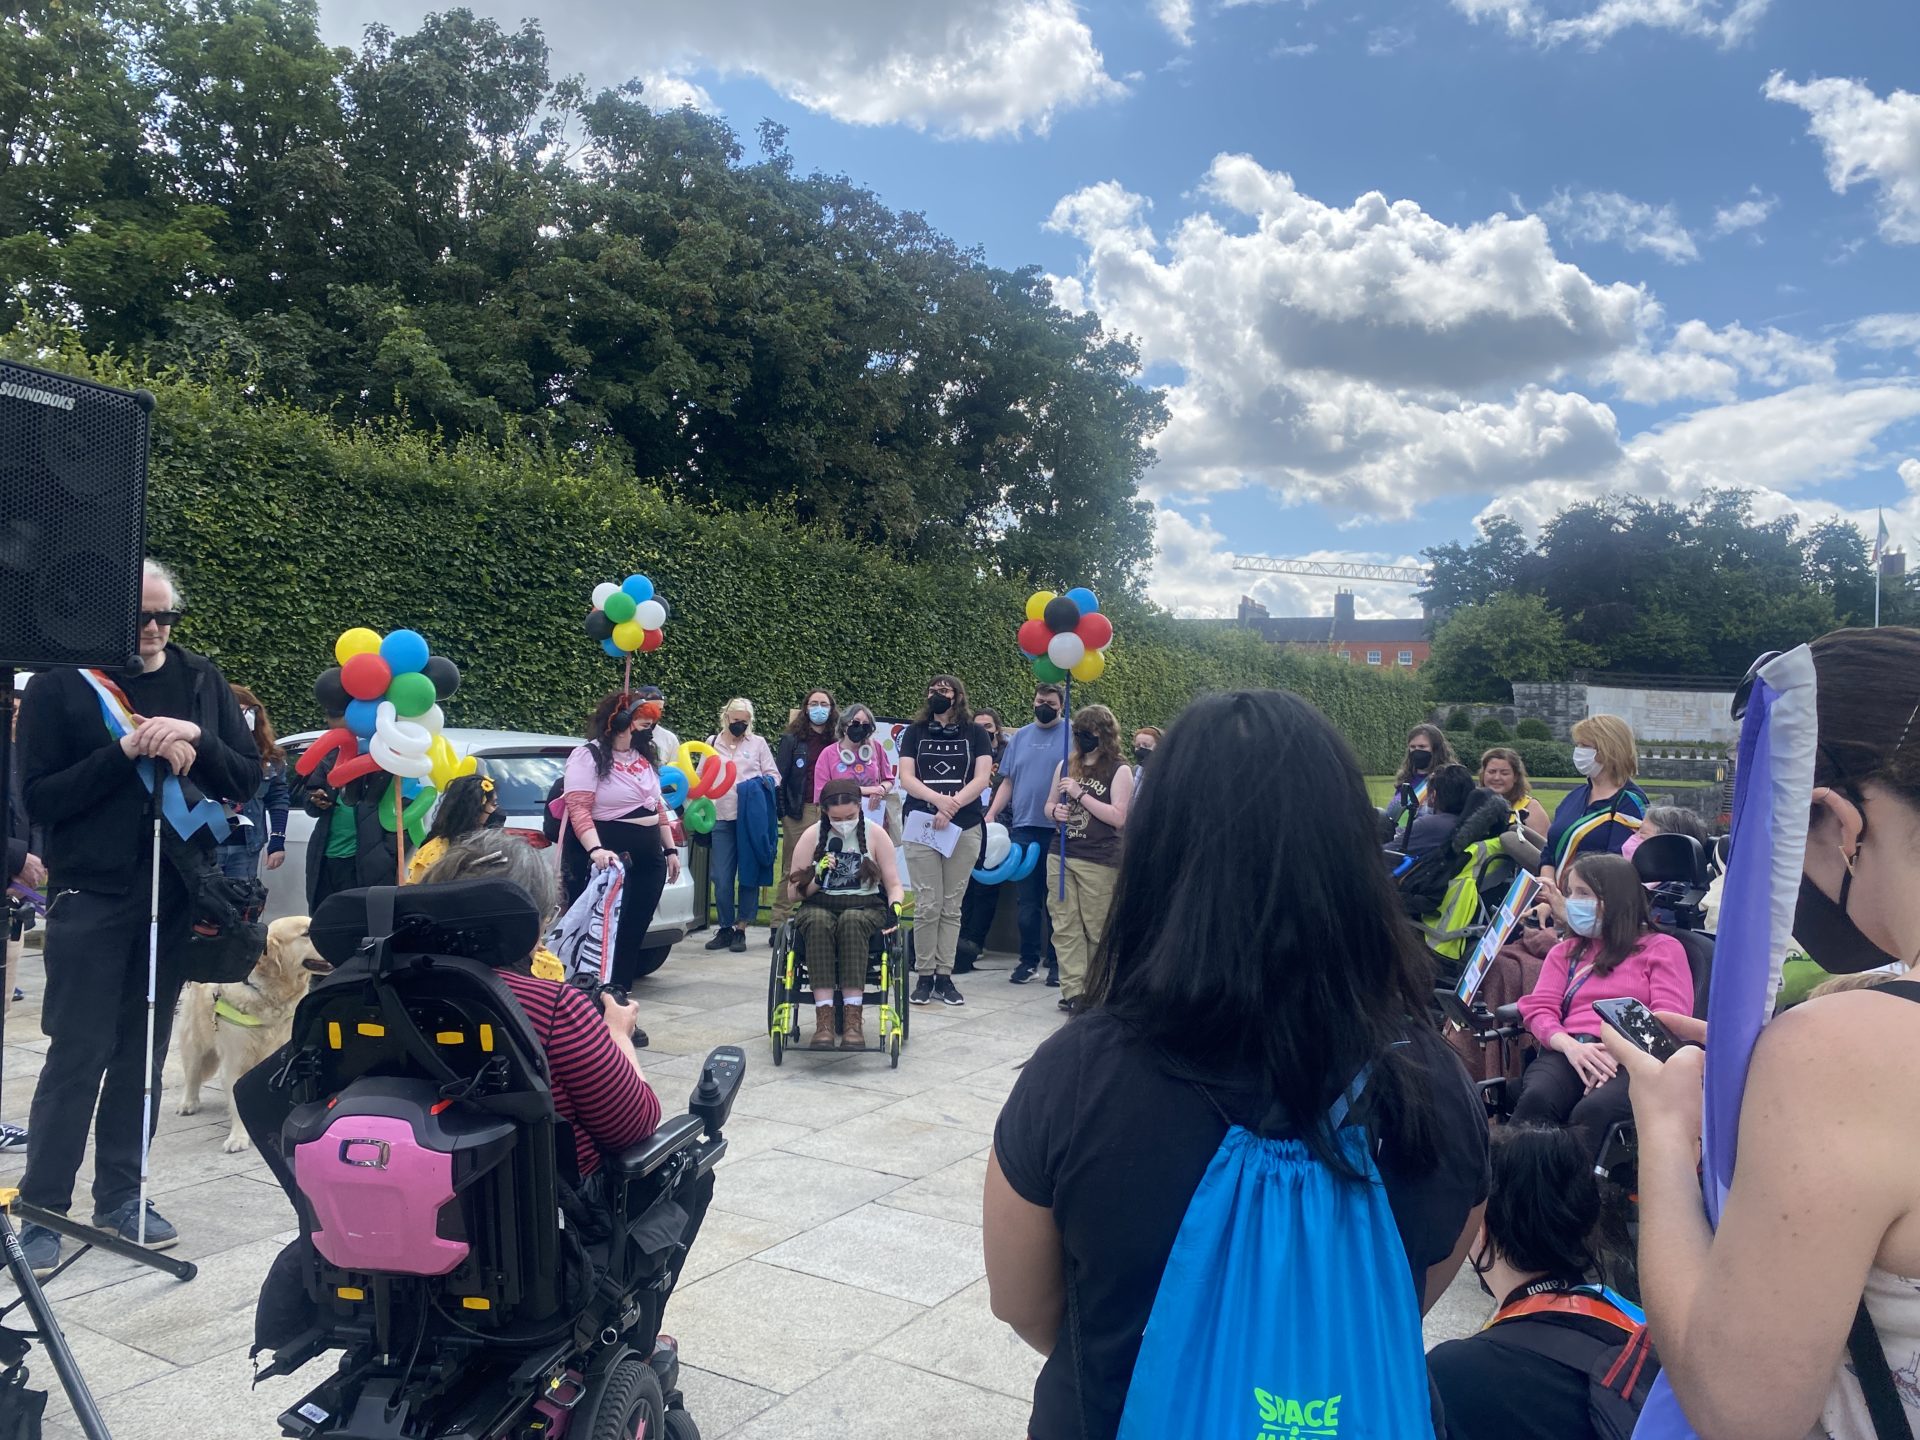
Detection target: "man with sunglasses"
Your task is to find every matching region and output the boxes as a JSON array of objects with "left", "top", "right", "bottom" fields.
[{"left": 13, "top": 560, "right": 259, "bottom": 1275}]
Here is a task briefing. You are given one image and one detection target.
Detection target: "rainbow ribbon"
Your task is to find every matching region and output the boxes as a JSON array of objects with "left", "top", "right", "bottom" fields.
[{"left": 80, "top": 670, "right": 232, "bottom": 843}]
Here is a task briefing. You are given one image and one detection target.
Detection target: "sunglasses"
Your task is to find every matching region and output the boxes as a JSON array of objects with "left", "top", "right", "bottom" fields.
[{"left": 140, "top": 609, "right": 182, "bottom": 628}]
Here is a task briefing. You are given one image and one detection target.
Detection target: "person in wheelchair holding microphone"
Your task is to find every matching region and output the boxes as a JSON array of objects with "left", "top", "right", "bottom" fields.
[{"left": 785, "top": 778, "right": 904, "bottom": 1051}]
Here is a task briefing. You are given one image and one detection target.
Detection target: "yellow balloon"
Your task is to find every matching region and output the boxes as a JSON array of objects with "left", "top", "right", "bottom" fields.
[
  {"left": 1025, "top": 590, "right": 1056, "bottom": 623},
  {"left": 335, "top": 627, "right": 382, "bottom": 665},
  {"left": 677, "top": 740, "right": 718, "bottom": 771},
  {"left": 1071, "top": 648, "right": 1107, "bottom": 683},
  {"left": 428, "top": 736, "right": 474, "bottom": 790},
  {"left": 611, "top": 620, "right": 645, "bottom": 652}
]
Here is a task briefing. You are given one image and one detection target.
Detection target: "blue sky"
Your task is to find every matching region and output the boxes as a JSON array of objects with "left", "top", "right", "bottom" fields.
[{"left": 321, "top": 0, "right": 1920, "bottom": 619}]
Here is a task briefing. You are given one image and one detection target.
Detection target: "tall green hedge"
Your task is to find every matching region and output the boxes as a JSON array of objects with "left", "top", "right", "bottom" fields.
[{"left": 22, "top": 342, "right": 1429, "bottom": 770}]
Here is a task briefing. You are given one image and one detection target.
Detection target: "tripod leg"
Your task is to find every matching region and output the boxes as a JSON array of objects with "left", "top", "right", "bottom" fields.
[{"left": 0, "top": 1207, "right": 113, "bottom": 1440}]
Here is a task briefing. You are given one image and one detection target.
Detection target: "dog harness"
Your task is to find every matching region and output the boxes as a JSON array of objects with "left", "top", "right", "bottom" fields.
[{"left": 214, "top": 998, "right": 265, "bottom": 1028}]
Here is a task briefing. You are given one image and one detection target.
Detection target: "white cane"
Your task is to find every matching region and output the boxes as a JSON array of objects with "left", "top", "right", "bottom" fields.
[{"left": 136, "top": 790, "right": 162, "bottom": 1249}]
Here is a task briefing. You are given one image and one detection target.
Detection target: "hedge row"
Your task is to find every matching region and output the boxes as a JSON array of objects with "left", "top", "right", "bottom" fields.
[
  {"left": 22, "top": 341, "right": 1431, "bottom": 769},
  {"left": 1444, "top": 733, "right": 1576, "bottom": 779}
]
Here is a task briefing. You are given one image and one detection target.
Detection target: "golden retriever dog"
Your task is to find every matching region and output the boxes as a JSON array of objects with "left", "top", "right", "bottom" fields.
[{"left": 175, "top": 916, "right": 331, "bottom": 1152}]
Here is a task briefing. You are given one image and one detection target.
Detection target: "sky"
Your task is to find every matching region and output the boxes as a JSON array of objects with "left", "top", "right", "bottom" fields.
[{"left": 317, "top": 0, "right": 1920, "bottom": 621}]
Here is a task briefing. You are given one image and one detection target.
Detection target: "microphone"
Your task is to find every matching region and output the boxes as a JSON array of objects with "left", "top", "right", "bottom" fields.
[{"left": 827, "top": 836, "right": 844, "bottom": 855}]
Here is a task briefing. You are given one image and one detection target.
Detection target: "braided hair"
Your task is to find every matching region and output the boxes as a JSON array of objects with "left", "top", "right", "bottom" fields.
[{"left": 786, "top": 783, "right": 881, "bottom": 888}]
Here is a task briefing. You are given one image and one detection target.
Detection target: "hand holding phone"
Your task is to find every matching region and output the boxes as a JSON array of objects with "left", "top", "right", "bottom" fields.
[{"left": 1594, "top": 997, "right": 1686, "bottom": 1062}]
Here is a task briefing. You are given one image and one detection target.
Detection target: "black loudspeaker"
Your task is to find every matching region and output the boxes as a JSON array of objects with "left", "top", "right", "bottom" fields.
[{"left": 0, "top": 359, "right": 151, "bottom": 669}]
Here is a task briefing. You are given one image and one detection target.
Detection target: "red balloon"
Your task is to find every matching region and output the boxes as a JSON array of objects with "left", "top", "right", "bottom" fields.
[
  {"left": 328, "top": 751, "right": 384, "bottom": 786},
  {"left": 341, "top": 652, "right": 392, "bottom": 701},
  {"left": 1017, "top": 619, "right": 1052, "bottom": 656},
  {"left": 1076, "top": 612, "right": 1114, "bottom": 650},
  {"left": 639, "top": 628, "right": 664, "bottom": 653}
]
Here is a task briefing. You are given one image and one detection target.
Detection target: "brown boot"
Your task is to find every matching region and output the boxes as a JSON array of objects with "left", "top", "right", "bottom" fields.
[
  {"left": 840, "top": 1005, "right": 865, "bottom": 1050},
  {"left": 809, "top": 1004, "right": 838, "bottom": 1049}
]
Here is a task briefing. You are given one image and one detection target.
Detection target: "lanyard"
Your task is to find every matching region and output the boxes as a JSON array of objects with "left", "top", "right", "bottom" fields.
[{"left": 1560, "top": 950, "right": 1597, "bottom": 1022}]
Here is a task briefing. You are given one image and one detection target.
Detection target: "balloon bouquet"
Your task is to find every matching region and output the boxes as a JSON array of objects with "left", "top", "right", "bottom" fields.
[
  {"left": 296, "top": 627, "right": 470, "bottom": 884},
  {"left": 581, "top": 573, "right": 734, "bottom": 835},
  {"left": 976, "top": 587, "right": 1115, "bottom": 892}
]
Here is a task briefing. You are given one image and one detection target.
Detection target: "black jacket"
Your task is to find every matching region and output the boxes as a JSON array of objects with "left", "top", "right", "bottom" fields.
[
  {"left": 291, "top": 749, "right": 403, "bottom": 907},
  {"left": 773, "top": 729, "right": 826, "bottom": 820},
  {"left": 19, "top": 648, "right": 261, "bottom": 896}
]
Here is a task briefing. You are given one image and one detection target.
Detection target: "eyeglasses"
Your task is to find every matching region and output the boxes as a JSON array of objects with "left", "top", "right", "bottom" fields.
[{"left": 140, "top": 610, "right": 182, "bottom": 628}]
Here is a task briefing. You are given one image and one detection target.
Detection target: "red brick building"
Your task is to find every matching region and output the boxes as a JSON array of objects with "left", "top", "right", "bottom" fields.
[{"left": 1235, "top": 593, "right": 1431, "bottom": 671}]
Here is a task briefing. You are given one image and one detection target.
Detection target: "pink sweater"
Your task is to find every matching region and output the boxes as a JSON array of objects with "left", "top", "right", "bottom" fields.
[{"left": 1519, "top": 933, "right": 1695, "bottom": 1047}]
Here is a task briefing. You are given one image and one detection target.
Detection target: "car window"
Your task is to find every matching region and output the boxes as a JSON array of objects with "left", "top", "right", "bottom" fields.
[{"left": 474, "top": 752, "right": 567, "bottom": 814}]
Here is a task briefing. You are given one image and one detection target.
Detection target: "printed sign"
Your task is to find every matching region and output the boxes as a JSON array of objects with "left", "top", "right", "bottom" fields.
[{"left": 1456, "top": 872, "right": 1541, "bottom": 1006}]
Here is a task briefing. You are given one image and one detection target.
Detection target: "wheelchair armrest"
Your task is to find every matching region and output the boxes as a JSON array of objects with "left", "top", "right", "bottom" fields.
[
  {"left": 1493, "top": 1003, "right": 1523, "bottom": 1028},
  {"left": 610, "top": 1113, "right": 704, "bottom": 1181}
]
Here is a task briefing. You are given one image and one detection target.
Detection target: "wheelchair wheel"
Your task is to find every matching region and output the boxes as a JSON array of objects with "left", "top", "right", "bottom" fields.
[
  {"left": 584, "top": 1354, "right": 664, "bottom": 1440},
  {"left": 766, "top": 931, "right": 792, "bottom": 1067}
]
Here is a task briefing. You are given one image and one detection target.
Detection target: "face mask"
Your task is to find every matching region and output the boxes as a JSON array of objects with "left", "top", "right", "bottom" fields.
[
  {"left": 242, "top": 708, "right": 258, "bottom": 731},
  {"left": 1135, "top": 747, "right": 1153, "bottom": 764},
  {"left": 1469, "top": 1237, "right": 1496, "bottom": 1301},
  {"left": 1564, "top": 897, "right": 1602, "bottom": 937},
  {"left": 1573, "top": 745, "right": 1601, "bottom": 778},
  {"left": 1794, "top": 865, "right": 1901, "bottom": 974},
  {"left": 1074, "top": 730, "right": 1098, "bottom": 754},
  {"left": 1407, "top": 748, "right": 1433, "bottom": 774},
  {"left": 831, "top": 817, "right": 860, "bottom": 839},
  {"left": 728, "top": 720, "right": 748, "bottom": 737},
  {"left": 927, "top": 693, "right": 953, "bottom": 716},
  {"left": 1034, "top": 703, "right": 1059, "bottom": 725},
  {"left": 1621, "top": 833, "right": 1645, "bottom": 861},
  {"left": 807, "top": 704, "right": 830, "bottom": 725},
  {"left": 847, "top": 722, "right": 874, "bottom": 743}
]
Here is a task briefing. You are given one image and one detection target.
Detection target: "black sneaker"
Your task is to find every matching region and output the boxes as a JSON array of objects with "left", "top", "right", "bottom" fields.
[
  {"left": 1045, "top": 968, "right": 1060, "bottom": 988},
  {"left": 935, "top": 975, "right": 965, "bottom": 1007},
  {"left": 729, "top": 929, "right": 747, "bottom": 953},
  {"left": 910, "top": 975, "right": 936, "bottom": 1006},
  {"left": 1058, "top": 996, "right": 1086, "bottom": 1016},
  {"left": 704, "top": 928, "right": 735, "bottom": 951},
  {"left": 0, "top": 1121, "right": 27, "bottom": 1153},
  {"left": 1009, "top": 961, "right": 1038, "bottom": 985},
  {"left": 91, "top": 1199, "right": 178, "bottom": 1250},
  {"left": 18, "top": 1224, "right": 58, "bottom": 1279}
]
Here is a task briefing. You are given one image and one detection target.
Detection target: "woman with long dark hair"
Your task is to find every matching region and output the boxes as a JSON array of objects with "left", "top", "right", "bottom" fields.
[
  {"left": 784, "top": 778, "right": 905, "bottom": 1050},
  {"left": 1512, "top": 852, "right": 1692, "bottom": 1154},
  {"left": 984, "top": 690, "right": 1490, "bottom": 1440},
  {"left": 559, "top": 692, "right": 682, "bottom": 987},
  {"left": 1044, "top": 702, "right": 1131, "bottom": 1015},
  {"left": 1386, "top": 722, "right": 1459, "bottom": 837},
  {"left": 407, "top": 772, "right": 499, "bottom": 882},
  {"left": 770, "top": 687, "right": 838, "bottom": 935},
  {"left": 215, "top": 683, "right": 292, "bottom": 881},
  {"left": 898, "top": 674, "right": 994, "bottom": 1007}
]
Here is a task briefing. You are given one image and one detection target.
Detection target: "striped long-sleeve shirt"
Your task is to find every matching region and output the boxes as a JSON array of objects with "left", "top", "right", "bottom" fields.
[{"left": 498, "top": 969, "right": 660, "bottom": 1176}]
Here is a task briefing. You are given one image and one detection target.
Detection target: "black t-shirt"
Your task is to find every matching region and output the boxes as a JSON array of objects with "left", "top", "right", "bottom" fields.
[
  {"left": 121, "top": 654, "right": 198, "bottom": 724},
  {"left": 898, "top": 720, "right": 993, "bottom": 829},
  {"left": 1429, "top": 1313, "right": 1623, "bottom": 1440},
  {"left": 993, "top": 1011, "right": 1490, "bottom": 1440}
]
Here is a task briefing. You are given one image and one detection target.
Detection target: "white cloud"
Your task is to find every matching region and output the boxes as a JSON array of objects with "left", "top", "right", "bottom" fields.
[
  {"left": 1366, "top": 25, "right": 1415, "bottom": 55},
  {"left": 1148, "top": 507, "right": 1426, "bottom": 619},
  {"left": 1540, "top": 188, "right": 1699, "bottom": 263},
  {"left": 319, "top": 0, "right": 1125, "bottom": 140},
  {"left": 1452, "top": 0, "right": 1770, "bottom": 46},
  {"left": 1601, "top": 320, "right": 1834, "bottom": 404},
  {"left": 1854, "top": 314, "right": 1920, "bottom": 352},
  {"left": 1632, "top": 381, "right": 1920, "bottom": 491},
  {"left": 1274, "top": 41, "right": 1319, "bottom": 56},
  {"left": 1765, "top": 73, "right": 1920, "bottom": 244},
  {"left": 1155, "top": 0, "right": 1195, "bottom": 45},
  {"left": 636, "top": 72, "right": 715, "bottom": 112},
  {"left": 1902, "top": 458, "right": 1920, "bottom": 492},
  {"left": 1711, "top": 188, "right": 1778, "bottom": 236}
]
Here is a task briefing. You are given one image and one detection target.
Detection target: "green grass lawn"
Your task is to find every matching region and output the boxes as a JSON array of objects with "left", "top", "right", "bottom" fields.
[{"left": 1363, "top": 775, "right": 1711, "bottom": 811}]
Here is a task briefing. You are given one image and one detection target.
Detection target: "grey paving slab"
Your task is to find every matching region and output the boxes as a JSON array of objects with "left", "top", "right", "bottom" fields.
[
  {"left": 675, "top": 1205, "right": 809, "bottom": 1287},
  {"left": 730, "top": 1076, "right": 894, "bottom": 1130},
  {"left": 59, "top": 1233, "right": 294, "bottom": 1366},
  {"left": 757, "top": 1203, "right": 984, "bottom": 1306},
  {"left": 870, "top": 1277, "right": 1045, "bottom": 1403},
  {"left": 871, "top": 1085, "right": 1008, "bottom": 1137},
  {"left": 705, "top": 1151, "right": 907, "bottom": 1227},
  {"left": 726, "top": 1354, "right": 1034, "bottom": 1440},
  {"left": 708, "top": 1111, "right": 813, "bottom": 1166},
  {"left": 874, "top": 1151, "right": 990, "bottom": 1228},
  {"left": 662, "top": 1260, "right": 923, "bottom": 1394},
  {"left": 674, "top": 1364, "right": 782, "bottom": 1437},
  {"left": 782, "top": 1106, "right": 995, "bottom": 1180}
]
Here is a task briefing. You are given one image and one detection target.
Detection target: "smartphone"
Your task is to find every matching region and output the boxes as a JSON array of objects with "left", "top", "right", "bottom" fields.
[{"left": 1593, "top": 997, "right": 1685, "bottom": 1062}]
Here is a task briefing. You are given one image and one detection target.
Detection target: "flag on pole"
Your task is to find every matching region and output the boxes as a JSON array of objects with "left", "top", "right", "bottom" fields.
[
  {"left": 1632, "top": 647, "right": 1818, "bottom": 1438},
  {"left": 1875, "top": 508, "right": 1891, "bottom": 568}
]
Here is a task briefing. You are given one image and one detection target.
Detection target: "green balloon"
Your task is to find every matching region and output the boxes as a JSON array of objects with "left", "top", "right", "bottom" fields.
[
  {"left": 602, "top": 591, "right": 637, "bottom": 624},
  {"left": 1031, "top": 655, "right": 1068, "bottom": 683},
  {"left": 684, "top": 797, "right": 717, "bottom": 835},
  {"left": 387, "top": 671, "right": 437, "bottom": 717}
]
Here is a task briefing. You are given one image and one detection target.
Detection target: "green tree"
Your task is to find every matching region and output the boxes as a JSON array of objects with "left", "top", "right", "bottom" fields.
[{"left": 1423, "top": 594, "right": 1591, "bottom": 701}]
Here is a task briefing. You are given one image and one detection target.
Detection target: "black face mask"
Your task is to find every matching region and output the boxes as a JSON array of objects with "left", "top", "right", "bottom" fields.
[
  {"left": 1034, "top": 703, "right": 1059, "bottom": 725},
  {"left": 1074, "top": 730, "right": 1098, "bottom": 754},
  {"left": 1794, "top": 866, "right": 1901, "bottom": 974},
  {"left": 1135, "top": 747, "right": 1154, "bottom": 764},
  {"left": 847, "top": 722, "right": 874, "bottom": 743},
  {"left": 926, "top": 693, "right": 952, "bottom": 716},
  {"left": 1407, "top": 749, "right": 1433, "bottom": 774},
  {"left": 728, "top": 720, "right": 748, "bottom": 736}
]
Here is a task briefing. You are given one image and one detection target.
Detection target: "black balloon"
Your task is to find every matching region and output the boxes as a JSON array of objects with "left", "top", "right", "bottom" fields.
[
  {"left": 585, "top": 610, "right": 615, "bottom": 642},
  {"left": 1043, "top": 596, "right": 1082, "bottom": 633},
  {"left": 313, "top": 667, "right": 349, "bottom": 715},
  {"left": 423, "top": 654, "right": 461, "bottom": 700}
]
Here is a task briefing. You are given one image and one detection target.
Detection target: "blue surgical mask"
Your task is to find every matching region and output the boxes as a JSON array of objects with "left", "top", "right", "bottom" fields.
[
  {"left": 808, "top": 704, "right": 830, "bottom": 725},
  {"left": 1565, "top": 897, "right": 1602, "bottom": 937}
]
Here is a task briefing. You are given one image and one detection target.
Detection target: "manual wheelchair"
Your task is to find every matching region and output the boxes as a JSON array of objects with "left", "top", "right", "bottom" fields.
[
  {"left": 242, "top": 879, "right": 744, "bottom": 1440},
  {"left": 765, "top": 915, "right": 914, "bottom": 1068}
]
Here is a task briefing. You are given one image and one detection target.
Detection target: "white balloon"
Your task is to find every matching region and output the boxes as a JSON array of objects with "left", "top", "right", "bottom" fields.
[
  {"left": 1047, "top": 632, "right": 1087, "bottom": 670},
  {"left": 980, "top": 822, "right": 1011, "bottom": 871},
  {"left": 592, "top": 582, "right": 618, "bottom": 608},
  {"left": 635, "top": 599, "right": 666, "bottom": 630},
  {"left": 369, "top": 735, "right": 433, "bottom": 779},
  {"left": 374, "top": 701, "right": 432, "bottom": 757},
  {"left": 420, "top": 704, "right": 445, "bottom": 736}
]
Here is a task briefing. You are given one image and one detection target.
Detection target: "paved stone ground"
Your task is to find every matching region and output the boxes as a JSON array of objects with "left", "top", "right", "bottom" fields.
[{"left": 0, "top": 934, "right": 1493, "bottom": 1439}]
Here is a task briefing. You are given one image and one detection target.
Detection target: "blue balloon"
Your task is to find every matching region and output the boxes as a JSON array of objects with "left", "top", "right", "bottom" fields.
[
  {"left": 1064, "top": 586, "right": 1100, "bottom": 616},
  {"left": 658, "top": 764, "right": 689, "bottom": 810},
  {"left": 379, "top": 628, "right": 430, "bottom": 675},
  {"left": 345, "top": 699, "right": 380, "bottom": 739},
  {"left": 622, "top": 574, "right": 655, "bottom": 603},
  {"left": 402, "top": 776, "right": 425, "bottom": 799},
  {"left": 973, "top": 841, "right": 1042, "bottom": 885},
  {"left": 601, "top": 637, "right": 625, "bottom": 659}
]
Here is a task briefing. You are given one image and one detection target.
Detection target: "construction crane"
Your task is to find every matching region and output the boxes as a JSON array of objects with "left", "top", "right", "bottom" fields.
[{"left": 1230, "top": 555, "right": 1427, "bottom": 586}]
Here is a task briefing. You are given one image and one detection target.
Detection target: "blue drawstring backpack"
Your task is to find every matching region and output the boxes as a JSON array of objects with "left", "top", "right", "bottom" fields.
[{"left": 1116, "top": 1066, "right": 1434, "bottom": 1440}]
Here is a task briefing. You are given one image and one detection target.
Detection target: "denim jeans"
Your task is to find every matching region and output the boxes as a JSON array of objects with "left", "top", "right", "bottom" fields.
[
  {"left": 708, "top": 819, "right": 759, "bottom": 929},
  {"left": 1010, "top": 824, "right": 1058, "bottom": 969}
]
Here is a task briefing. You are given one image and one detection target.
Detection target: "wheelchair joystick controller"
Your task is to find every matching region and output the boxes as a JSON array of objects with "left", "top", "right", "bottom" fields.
[{"left": 690, "top": 1045, "right": 746, "bottom": 1137}]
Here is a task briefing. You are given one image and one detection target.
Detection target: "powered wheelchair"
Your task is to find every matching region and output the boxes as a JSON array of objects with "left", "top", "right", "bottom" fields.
[
  {"left": 765, "top": 914, "right": 914, "bottom": 1068},
  {"left": 241, "top": 879, "right": 744, "bottom": 1440}
]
